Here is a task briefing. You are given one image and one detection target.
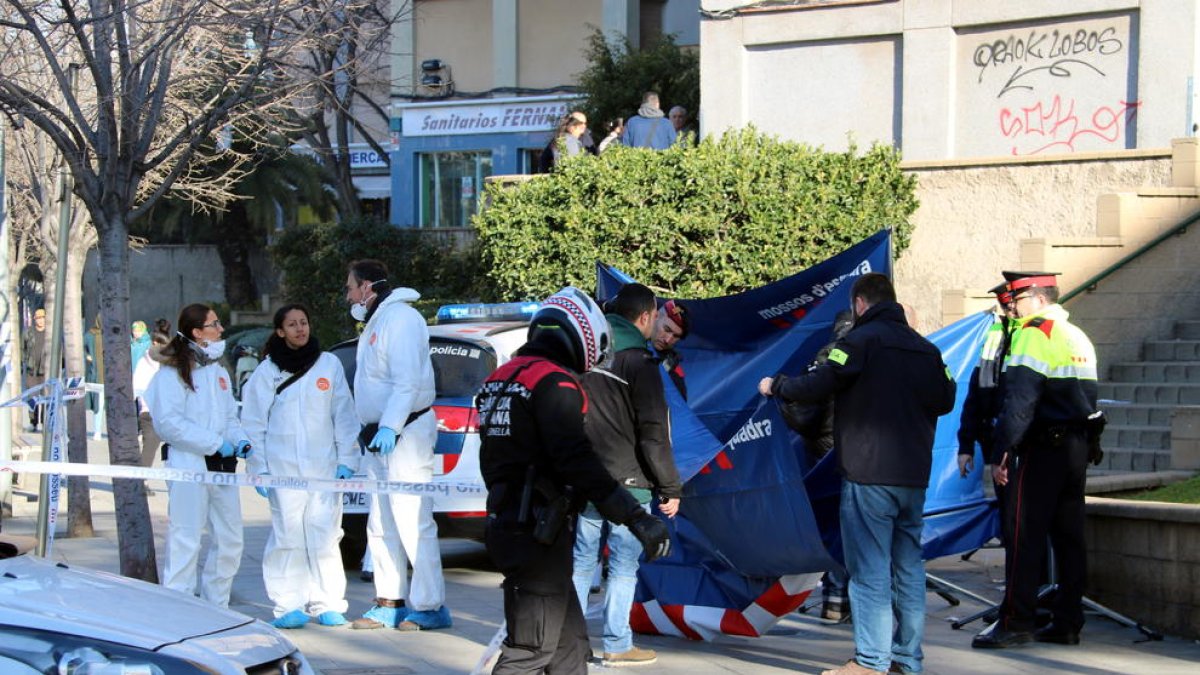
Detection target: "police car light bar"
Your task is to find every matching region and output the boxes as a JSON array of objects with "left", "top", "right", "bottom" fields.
[{"left": 436, "top": 302, "right": 539, "bottom": 324}]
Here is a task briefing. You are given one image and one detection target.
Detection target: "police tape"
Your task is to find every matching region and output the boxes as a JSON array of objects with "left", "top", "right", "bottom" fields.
[{"left": 0, "top": 460, "right": 489, "bottom": 511}]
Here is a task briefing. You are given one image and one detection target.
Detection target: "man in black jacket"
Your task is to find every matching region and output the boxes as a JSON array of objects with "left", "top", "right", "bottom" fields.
[
  {"left": 572, "top": 283, "right": 682, "bottom": 668},
  {"left": 759, "top": 273, "right": 956, "bottom": 675},
  {"left": 478, "top": 287, "right": 670, "bottom": 675}
]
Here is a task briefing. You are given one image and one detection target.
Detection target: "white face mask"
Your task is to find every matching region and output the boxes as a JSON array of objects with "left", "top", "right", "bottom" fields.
[
  {"left": 349, "top": 278, "right": 386, "bottom": 322},
  {"left": 183, "top": 333, "right": 226, "bottom": 362}
]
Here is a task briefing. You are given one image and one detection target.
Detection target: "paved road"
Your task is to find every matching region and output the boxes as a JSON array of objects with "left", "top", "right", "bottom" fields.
[{"left": 4, "top": 439, "right": 1199, "bottom": 674}]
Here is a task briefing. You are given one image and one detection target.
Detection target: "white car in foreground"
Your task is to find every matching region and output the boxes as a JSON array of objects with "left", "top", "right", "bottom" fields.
[{"left": 0, "top": 535, "right": 314, "bottom": 675}]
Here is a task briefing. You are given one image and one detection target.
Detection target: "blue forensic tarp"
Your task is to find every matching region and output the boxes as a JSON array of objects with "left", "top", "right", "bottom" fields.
[{"left": 596, "top": 230, "right": 1000, "bottom": 639}]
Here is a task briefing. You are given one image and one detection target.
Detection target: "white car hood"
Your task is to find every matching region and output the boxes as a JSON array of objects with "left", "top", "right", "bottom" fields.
[{"left": 0, "top": 555, "right": 248, "bottom": 650}]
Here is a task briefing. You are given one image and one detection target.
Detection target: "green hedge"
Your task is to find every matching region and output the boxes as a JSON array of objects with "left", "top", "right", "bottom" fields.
[
  {"left": 271, "top": 219, "right": 479, "bottom": 345},
  {"left": 473, "top": 127, "right": 918, "bottom": 300}
]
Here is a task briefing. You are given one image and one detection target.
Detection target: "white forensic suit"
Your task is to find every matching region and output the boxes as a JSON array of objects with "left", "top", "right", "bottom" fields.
[
  {"left": 355, "top": 288, "right": 443, "bottom": 611},
  {"left": 145, "top": 361, "right": 247, "bottom": 607},
  {"left": 242, "top": 351, "right": 360, "bottom": 618}
]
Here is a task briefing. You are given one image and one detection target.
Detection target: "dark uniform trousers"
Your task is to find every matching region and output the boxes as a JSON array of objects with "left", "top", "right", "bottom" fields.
[
  {"left": 1001, "top": 427, "right": 1089, "bottom": 633},
  {"left": 488, "top": 519, "right": 590, "bottom": 675}
]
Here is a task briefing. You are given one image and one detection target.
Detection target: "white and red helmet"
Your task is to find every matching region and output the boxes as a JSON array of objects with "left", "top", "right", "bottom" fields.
[{"left": 530, "top": 287, "right": 612, "bottom": 372}]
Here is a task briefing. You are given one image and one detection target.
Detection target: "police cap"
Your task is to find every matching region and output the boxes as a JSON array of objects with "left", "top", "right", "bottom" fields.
[
  {"left": 987, "top": 281, "right": 1013, "bottom": 305},
  {"left": 1002, "top": 271, "right": 1059, "bottom": 293}
]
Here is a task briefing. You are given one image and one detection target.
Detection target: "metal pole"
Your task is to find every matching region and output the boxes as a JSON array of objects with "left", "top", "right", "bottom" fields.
[
  {"left": 36, "top": 65, "right": 77, "bottom": 556},
  {"left": 0, "top": 118, "right": 11, "bottom": 513}
]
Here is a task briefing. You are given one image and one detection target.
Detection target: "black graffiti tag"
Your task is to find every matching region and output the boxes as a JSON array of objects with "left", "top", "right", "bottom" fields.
[{"left": 973, "top": 26, "right": 1124, "bottom": 84}]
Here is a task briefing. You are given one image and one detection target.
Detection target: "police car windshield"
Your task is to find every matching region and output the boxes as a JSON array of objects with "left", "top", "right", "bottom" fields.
[{"left": 430, "top": 338, "right": 498, "bottom": 397}]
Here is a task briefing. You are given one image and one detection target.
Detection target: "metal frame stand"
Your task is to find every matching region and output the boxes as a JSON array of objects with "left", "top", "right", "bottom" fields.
[{"left": 945, "top": 545, "right": 1163, "bottom": 641}]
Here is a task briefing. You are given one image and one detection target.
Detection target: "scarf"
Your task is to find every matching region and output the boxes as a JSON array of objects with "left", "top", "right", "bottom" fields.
[
  {"left": 266, "top": 334, "right": 322, "bottom": 374},
  {"left": 638, "top": 104, "right": 664, "bottom": 118}
]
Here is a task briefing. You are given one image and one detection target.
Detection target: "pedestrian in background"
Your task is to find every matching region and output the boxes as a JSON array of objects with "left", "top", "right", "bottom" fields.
[
  {"left": 621, "top": 92, "right": 676, "bottom": 150},
  {"left": 130, "top": 320, "right": 152, "bottom": 367},
  {"left": 345, "top": 259, "right": 451, "bottom": 631},
  {"left": 145, "top": 303, "right": 251, "bottom": 608},
  {"left": 538, "top": 111, "right": 590, "bottom": 173},
  {"left": 22, "top": 308, "right": 47, "bottom": 430},
  {"left": 132, "top": 331, "right": 170, "bottom": 470},
  {"left": 760, "top": 273, "right": 956, "bottom": 675},
  {"left": 242, "top": 304, "right": 360, "bottom": 629}
]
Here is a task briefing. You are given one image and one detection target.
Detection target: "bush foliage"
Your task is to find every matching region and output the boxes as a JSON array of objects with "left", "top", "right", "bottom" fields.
[
  {"left": 473, "top": 127, "right": 918, "bottom": 300},
  {"left": 271, "top": 219, "right": 479, "bottom": 345}
]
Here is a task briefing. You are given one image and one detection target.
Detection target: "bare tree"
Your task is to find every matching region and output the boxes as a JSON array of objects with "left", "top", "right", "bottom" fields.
[
  {"left": 0, "top": 0, "right": 323, "bottom": 580},
  {"left": 282, "top": 0, "right": 408, "bottom": 218},
  {"left": 5, "top": 116, "right": 98, "bottom": 539}
]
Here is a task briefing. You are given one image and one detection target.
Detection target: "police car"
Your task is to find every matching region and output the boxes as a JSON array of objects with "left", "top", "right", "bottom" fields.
[{"left": 332, "top": 302, "right": 533, "bottom": 551}]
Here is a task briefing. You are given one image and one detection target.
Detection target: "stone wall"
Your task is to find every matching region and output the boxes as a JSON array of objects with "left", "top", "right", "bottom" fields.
[
  {"left": 1085, "top": 497, "right": 1200, "bottom": 640},
  {"left": 894, "top": 151, "right": 1172, "bottom": 335}
]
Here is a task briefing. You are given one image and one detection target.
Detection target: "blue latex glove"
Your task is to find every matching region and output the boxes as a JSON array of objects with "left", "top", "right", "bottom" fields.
[
  {"left": 369, "top": 427, "right": 397, "bottom": 455},
  {"left": 236, "top": 440, "right": 252, "bottom": 458},
  {"left": 335, "top": 464, "right": 354, "bottom": 480},
  {"left": 217, "top": 441, "right": 237, "bottom": 458},
  {"left": 255, "top": 473, "right": 270, "bottom": 498}
]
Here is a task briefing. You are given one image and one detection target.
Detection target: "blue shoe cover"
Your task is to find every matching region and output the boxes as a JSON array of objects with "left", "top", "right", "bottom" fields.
[
  {"left": 272, "top": 609, "right": 309, "bottom": 629},
  {"left": 399, "top": 606, "right": 453, "bottom": 631},
  {"left": 361, "top": 604, "right": 402, "bottom": 628},
  {"left": 317, "top": 611, "right": 347, "bottom": 626}
]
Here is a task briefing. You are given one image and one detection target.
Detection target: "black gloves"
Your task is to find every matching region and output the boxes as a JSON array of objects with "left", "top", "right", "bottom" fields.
[
  {"left": 627, "top": 510, "right": 671, "bottom": 562},
  {"left": 594, "top": 486, "right": 672, "bottom": 562}
]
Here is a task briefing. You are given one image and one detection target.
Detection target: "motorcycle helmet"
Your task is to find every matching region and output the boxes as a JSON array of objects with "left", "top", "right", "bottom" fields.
[{"left": 529, "top": 287, "right": 611, "bottom": 372}]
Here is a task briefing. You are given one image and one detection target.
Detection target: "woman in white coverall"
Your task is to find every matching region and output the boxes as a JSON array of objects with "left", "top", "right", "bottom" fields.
[
  {"left": 145, "top": 304, "right": 250, "bottom": 608},
  {"left": 241, "top": 304, "right": 360, "bottom": 629}
]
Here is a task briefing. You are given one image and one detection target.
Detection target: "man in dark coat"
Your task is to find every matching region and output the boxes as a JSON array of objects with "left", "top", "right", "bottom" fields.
[{"left": 760, "top": 273, "right": 956, "bottom": 675}]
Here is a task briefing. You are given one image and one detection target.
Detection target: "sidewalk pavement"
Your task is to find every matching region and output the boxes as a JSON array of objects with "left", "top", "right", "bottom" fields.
[{"left": 3, "top": 437, "right": 1199, "bottom": 674}]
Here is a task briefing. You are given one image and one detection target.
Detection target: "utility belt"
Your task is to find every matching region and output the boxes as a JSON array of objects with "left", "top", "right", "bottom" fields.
[
  {"left": 487, "top": 466, "right": 578, "bottom": 545},
  {"left": 358, "top": 407, "right": 432, "bottom": 451},
  {"left": 1019, "top": 421, "right": 1087, "bottom": 451},
  {"left": 159, "top": 444, "right": 238, "bottom": 473}
]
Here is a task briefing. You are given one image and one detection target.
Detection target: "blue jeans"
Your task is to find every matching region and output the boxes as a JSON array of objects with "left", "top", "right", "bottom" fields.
[
  {"left": 571, "top": 504, "right": 644, "bottom": 654},
  {"left": 841, "top": 481, "right": 926, "bottom": 673}
]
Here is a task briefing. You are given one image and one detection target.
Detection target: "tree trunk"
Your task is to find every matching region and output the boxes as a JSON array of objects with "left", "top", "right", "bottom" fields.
[
  {"left": 96, "top": 215, "right": 157, "bottom": 582},
  {"left": 40, "top": 256, "right": 93, "bottom": 537},
  {"left": 64, "top": 239, "right": 93, "bottom": 537},
  {"left": 214, "top": 204, "right": 259, "bottom": 310}
]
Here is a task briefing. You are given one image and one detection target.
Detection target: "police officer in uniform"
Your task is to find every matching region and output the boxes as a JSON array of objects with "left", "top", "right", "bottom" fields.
[
  {"left": 972, "top": 271, "right": 1103, "bottom": 649},
  {"left": 477, "top": 287, "right": 671, "bottom": 674},
  {"left": 957, "top": 281, "right": 1016, "bottom": 480}
]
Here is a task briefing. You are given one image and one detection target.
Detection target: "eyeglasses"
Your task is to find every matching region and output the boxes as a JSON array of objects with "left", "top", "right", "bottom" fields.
[{"left": 203, "top": 319, "right": 223, "bottom": 329}]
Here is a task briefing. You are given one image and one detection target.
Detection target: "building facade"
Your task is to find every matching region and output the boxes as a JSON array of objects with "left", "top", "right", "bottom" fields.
[{"left": 388, "top": 0, "right": 700, "bottom": 228}]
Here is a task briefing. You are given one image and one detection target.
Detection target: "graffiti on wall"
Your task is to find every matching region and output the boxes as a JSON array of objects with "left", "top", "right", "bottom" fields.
[{"left": 957, "top": 15, "right": 1137, "bottom": 157}]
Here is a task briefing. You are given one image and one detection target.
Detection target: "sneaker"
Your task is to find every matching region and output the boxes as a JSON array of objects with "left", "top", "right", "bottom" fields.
[
  {"left": 820, "top": 660, "right": 885, "bottom": 675},
  {"left": 316, "top": 611, "right": 347, "bottom": 626},
  {"left": 1034, "top": 623, "right": 1080, "bottom": 645},
  {"left": 351, "top": 602, "right": 404, "bottom": 630},
  {"left": 397, "top": 606, "right": 453, "bottom": 631},
  {"left": 272, "top": 609, "right": 309, "bottom": 630},
  {"left": 601, "top": 646, "right": 657, "bottom": 667}
]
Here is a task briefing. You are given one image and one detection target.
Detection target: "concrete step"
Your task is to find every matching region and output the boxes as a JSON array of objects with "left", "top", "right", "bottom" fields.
[
  {"left": 1177, "top": 320, "right": 1200, "bottom": 340},
  {"left": 1103, "top": 424, "right": 1171, "bottom": 450},
  {"left": 1096, "top": 446, "right": 1173, "bottom": 473},
  {"left": 1098, "top": 382, "right": 1200, "bottom": 405},
  {"left": 1109, "top": 361, "right": 1200, "bottom": 383},
  {"left": 1099, "top": 403, "right": 1177, "bottom": 427},
  {"left": 1143, "top": 339, "right": 1200, "bottom": 361}
]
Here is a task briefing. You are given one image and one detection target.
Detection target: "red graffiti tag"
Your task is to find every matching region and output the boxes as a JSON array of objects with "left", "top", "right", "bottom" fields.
[{"left": 998, "top": 95, "right": 1140, "bottom": 155}]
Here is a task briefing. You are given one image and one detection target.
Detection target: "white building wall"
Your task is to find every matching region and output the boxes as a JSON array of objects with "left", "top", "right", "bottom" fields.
[{"left": 701, "top": 0, "right": 1199, "bottom": 160}]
